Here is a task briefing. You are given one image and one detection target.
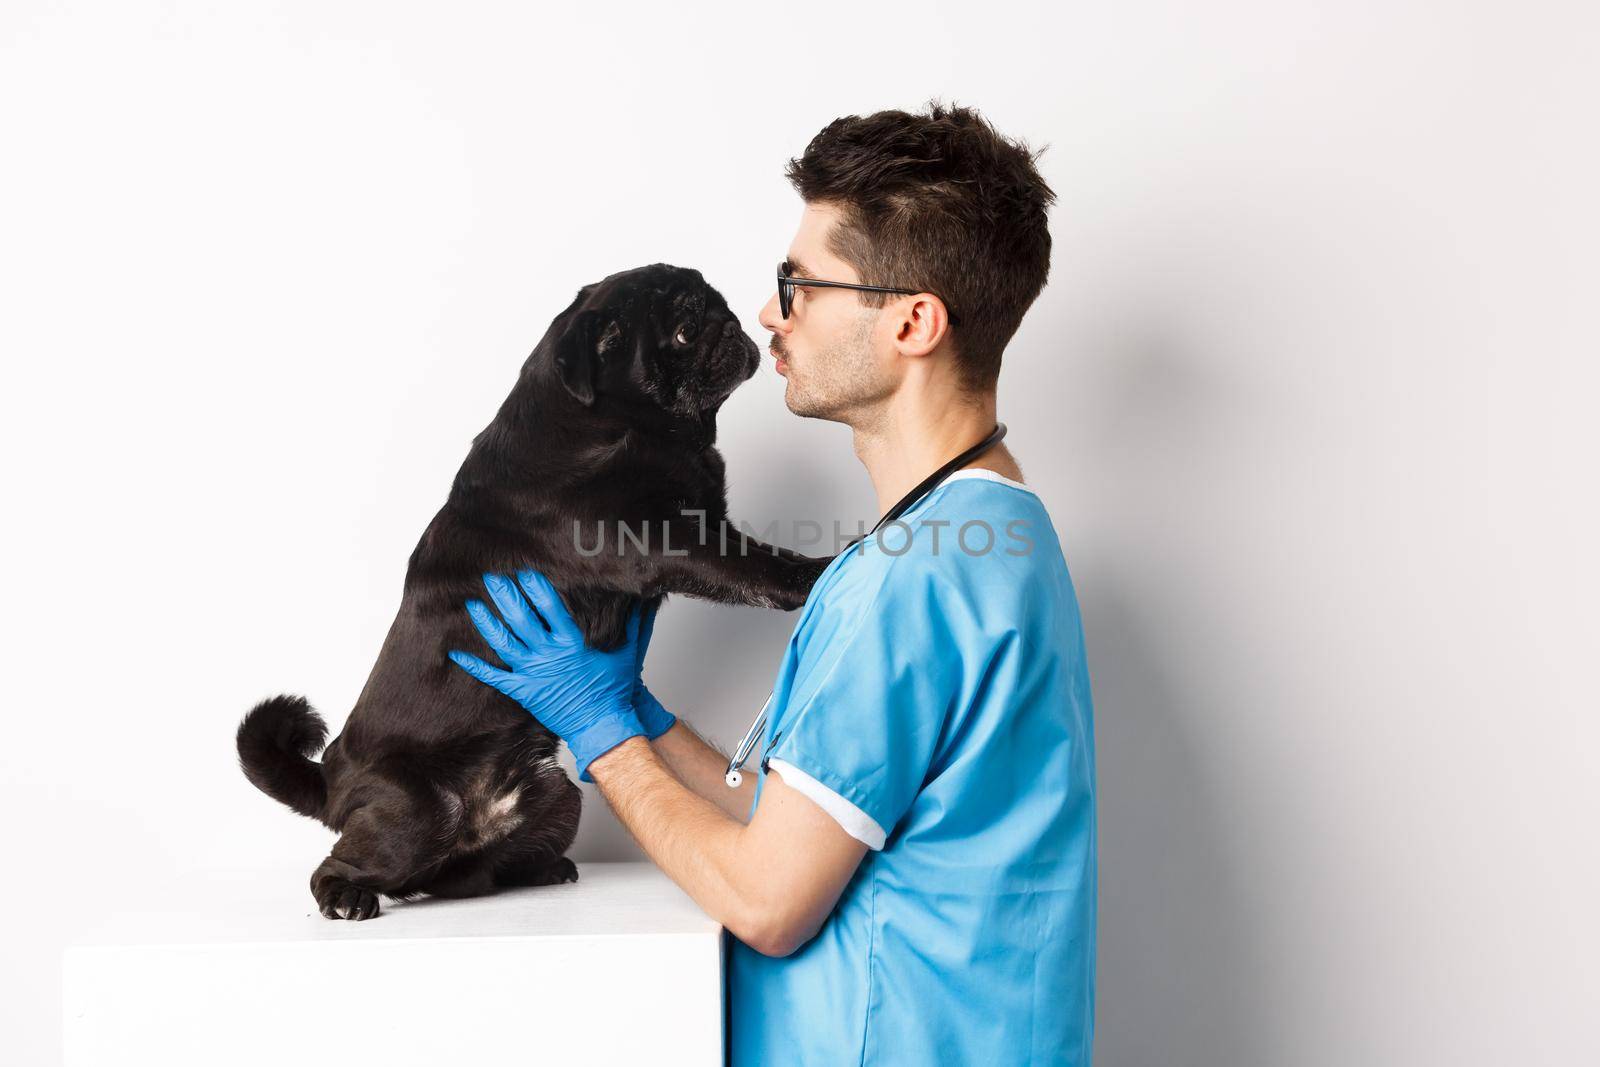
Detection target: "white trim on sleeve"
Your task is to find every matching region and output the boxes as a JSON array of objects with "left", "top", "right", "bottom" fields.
[{"left": 765, "top": 758, "right": 888, "bottom": 850}]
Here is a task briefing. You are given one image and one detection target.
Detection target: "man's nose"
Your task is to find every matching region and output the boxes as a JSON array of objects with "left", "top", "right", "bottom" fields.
[{"left": 757, "top": 290, "right": 786, "bottom": 334}]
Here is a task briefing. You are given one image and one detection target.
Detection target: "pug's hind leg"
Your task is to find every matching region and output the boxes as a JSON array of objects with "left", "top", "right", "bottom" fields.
[
  {"left": 419, "top": 852, "right": 499, "bottom": 899},
  {"left": 310, "top": 788, "right": 447, "bottom": 921},
  {"left": 495, "top": 854, "right": 579, "bottom": 888}
]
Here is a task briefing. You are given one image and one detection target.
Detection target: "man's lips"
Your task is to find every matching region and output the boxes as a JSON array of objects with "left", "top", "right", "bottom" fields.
[{"left": 771, "top": 349, "right": 788, "bottom": 375}]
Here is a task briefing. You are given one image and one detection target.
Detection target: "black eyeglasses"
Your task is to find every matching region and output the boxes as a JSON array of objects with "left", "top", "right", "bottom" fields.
[{"left": 777, "top": 261, "right": 961, "bottom": 326}]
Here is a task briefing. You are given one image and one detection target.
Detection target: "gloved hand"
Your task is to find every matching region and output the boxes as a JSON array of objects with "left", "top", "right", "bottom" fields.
[
  {"left": 632, "top": 598, "right": 678, "bottom": 741},
  {"left": 448, "top": 568, "right": 645, "bottom": 783}
]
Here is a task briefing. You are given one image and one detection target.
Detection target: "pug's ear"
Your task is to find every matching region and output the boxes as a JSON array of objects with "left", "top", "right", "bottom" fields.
[
  {"left": 554, "top": 308, "right": 604, "bottom": 406},
  {"left": 628, "top": 298, "right": 655, "bottom": 373}
]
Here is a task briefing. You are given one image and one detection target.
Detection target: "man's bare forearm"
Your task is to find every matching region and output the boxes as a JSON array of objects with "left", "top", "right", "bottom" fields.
[
  {"left": 649, "top": 718, "right": 758, "bottom": 823},
  {"left": 588, "top": 736, "right": 776, "bottom": 950}
]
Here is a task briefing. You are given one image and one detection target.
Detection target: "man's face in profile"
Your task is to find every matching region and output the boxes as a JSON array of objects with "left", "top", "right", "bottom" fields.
[{"left": 758, "top": 202, "right": 896, "bottom": 423}]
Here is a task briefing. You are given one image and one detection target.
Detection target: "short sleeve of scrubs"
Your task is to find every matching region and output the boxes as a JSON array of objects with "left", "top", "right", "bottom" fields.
[{"left": 763, "top": 554, "right": 957, "bottom": 852}]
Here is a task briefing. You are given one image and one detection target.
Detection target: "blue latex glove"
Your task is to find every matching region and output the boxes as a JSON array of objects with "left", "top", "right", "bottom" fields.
[
  {"left": 448, "top": 569, "right": 645, "bottom": 783},
  {"left": 632, "top": 599, "right": 678, "bottom": 741}
]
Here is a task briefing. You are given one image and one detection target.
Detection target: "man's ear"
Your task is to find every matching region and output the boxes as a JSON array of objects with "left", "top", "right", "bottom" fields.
[{"left": 555, "top": 308, "right": 602, "bottom": 406}]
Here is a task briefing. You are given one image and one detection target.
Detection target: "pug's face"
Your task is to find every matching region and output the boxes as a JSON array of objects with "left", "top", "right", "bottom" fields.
[{"left": 545, "top": 264, "right": 762, "bottom": 418}]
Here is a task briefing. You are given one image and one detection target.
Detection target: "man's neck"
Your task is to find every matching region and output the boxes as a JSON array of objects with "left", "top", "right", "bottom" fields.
[{"left": 850, "top": 388, "right": 1023, "bottom": 519}]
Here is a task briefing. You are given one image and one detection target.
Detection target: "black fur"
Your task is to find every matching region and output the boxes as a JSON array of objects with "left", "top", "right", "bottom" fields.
[
  {"left": 237, "top": 264, "right": 828, "bottom": 920},
  {"left": 236, "top": 695, "right": 327, "bottom": 819}
]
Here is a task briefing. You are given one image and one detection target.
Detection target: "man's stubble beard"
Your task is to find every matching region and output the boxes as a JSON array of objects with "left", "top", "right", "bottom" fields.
[{"left": 785, "top": 309, "right": 893, "bottom": 424}]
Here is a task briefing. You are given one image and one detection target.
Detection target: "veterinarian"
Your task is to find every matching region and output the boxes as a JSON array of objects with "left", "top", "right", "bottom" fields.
[{"left": 450, "top": 103, "right": 1096, "bottom": 1065}]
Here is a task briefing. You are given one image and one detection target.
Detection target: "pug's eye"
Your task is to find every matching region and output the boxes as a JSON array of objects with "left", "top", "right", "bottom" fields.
[{"left": 674, "top": 323, "right": 697, "bottom": 346}]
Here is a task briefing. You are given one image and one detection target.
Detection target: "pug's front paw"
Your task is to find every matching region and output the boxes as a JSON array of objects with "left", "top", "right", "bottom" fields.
[{"left": 774, "top": 555, "right": 832, "bottom": 609}]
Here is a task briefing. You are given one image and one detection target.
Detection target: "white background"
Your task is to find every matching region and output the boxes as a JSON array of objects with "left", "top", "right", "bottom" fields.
[{"left": 3, "top": 2, "right": 1596, "bottom": 1064}]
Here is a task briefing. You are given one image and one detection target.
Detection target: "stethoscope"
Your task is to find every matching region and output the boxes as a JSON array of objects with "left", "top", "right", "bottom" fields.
[{"left": 723, "top": 422, "right": 1008, "bottom": 788}]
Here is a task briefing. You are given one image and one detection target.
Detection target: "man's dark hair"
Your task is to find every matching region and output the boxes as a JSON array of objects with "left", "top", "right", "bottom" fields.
[{"left": 784, "top": 100, "right": 1055, "bottom": 393}]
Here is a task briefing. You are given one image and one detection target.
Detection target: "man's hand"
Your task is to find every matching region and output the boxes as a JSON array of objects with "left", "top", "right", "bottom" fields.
[
  {"left": 631, "top": 599, "right": 678, "bottom": 740},
  {"left": 448, "top": 568, "right": 646, "bottom": 783}
]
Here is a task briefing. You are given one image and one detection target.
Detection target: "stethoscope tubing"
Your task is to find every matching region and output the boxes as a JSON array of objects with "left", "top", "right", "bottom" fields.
[{"left": 724, "top": 691, "right": 773, "bottom": 788}]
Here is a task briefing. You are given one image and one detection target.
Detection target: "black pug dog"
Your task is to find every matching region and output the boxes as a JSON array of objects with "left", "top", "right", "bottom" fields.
[{"left": 237, "top": 263, "right": 829, "bottom": 920}]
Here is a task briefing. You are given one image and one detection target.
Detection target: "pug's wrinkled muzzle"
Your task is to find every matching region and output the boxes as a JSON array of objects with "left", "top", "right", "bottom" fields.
[{"left": 706, "top": 322, "right": 761, "bottom": 402}]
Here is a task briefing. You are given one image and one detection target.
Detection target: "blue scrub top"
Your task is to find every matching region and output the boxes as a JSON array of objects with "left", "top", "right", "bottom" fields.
[{"left": 725, "top": 470, "right": 1097, "bottom": 1066}]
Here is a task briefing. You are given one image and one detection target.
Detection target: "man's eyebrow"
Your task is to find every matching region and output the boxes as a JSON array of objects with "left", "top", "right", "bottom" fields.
[{"left": 784, "top": 256, "right": 815, "bottom": 279}]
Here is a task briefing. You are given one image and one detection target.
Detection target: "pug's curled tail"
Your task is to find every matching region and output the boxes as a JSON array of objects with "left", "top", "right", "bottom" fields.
[{"left": 236, "top": 695, "right": 329, "bottom": 821}]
